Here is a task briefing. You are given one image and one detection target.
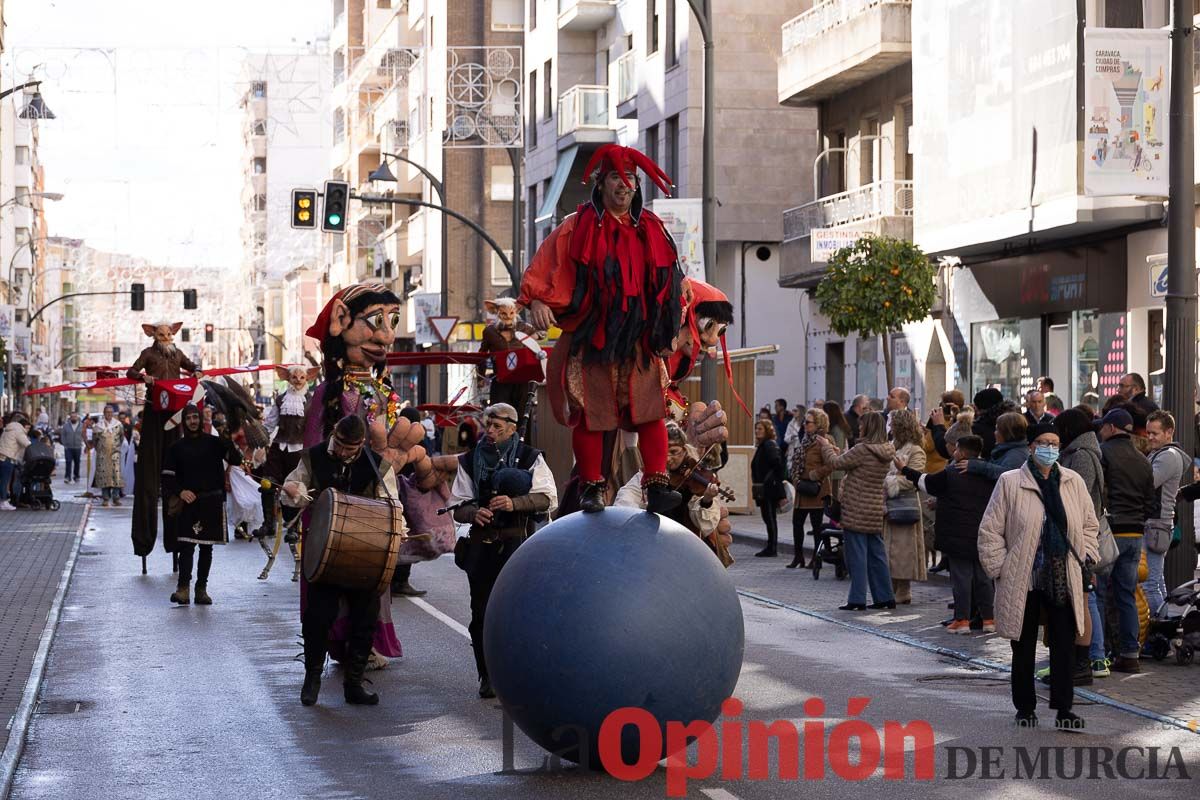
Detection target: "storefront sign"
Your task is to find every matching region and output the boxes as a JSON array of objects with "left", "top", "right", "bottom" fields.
[
  {"left": 1148, "top": 253, "right": 1168, "bottom": 298},
  {"left": 1083, "top": 27, "right": 1170, "bottom": 197},
  {"left": 961, "top": 242, "right": 1126, "bottom": 319},
  {"left": 650, "top": 198, "right": 704, "bottom": 280},
  {"left": 0, "top": 305, "right": 13, "bottom": 342},
  {"left": 810, "top": 228, "right": 861, "bottom": 263}
]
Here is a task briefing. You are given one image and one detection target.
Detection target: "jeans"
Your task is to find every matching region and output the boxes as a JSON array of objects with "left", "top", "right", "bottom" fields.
[
  {"left": 64, "top": 448, "right": 81, "bottom": 482},
  {"left": 1142, "top": 547, "right": 1167, "bottom": 617},
  {"left": 843, "top": 529, "right": 894, "bottom": 605},
  {"left": 0, "top": 459, "right": 14, "bottom": 503},
  {"left": 948, "top": 555, "right": 994, "bottom": 620},
  {"left": 1086, "top": 590, "right": 1105, "bottom": 661},
  {"left": 102, "top": 487, "right": 121, "bottom": 502},
  {"left": 1110, "top": 534, "right": 1144, "bottom": 658}
]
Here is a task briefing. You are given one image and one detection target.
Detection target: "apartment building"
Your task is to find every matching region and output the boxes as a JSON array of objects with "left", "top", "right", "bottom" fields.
[
  {"left": 238, "top": 49, "right": 331, "bottom": 383},
  {"left": 776, "top": 0, "right": 924, "bottom": 407},
  {"left": 326, "top": 0, "right": 521, "bottom": 403},
  {"left": 524, "top": 0, "right": 813, "bottom": 404}
]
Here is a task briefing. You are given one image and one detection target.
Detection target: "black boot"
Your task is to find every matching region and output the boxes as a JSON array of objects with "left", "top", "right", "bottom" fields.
[
  {"left": 643, "top": 474, "right": 682, "bottom": 515},
  {"left": 579, "top": 480, "right": 606, "bottom": 513},
  {"left": 301, "top": 670, "right": 322, "bottom": 706},
  {"left": 343, "top": 650, "right": 380, "bottom": 705},
  {"left": 478, "top": 675, "right": 496, "bottom": 699}
]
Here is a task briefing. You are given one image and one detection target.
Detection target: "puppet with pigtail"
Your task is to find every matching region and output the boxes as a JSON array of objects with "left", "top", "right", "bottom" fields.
[
  {"left": 301, "top": 282, "right": 458, "bottom": 668},
  {"left": 517, "top": 144, "right": 688, "bottom": 515},
  {"left": 476, "top": 297, "right": 544, "bottom": 420}
]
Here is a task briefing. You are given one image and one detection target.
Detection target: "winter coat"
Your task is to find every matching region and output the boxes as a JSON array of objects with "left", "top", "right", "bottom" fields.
[
  {"left": 978, "top": 463, "right": 1100, "bottom": 641},
  {"left": 965, "top": 440, "right": 1027, "bottom": 481},
  {"left": 884, "top": 441, "right": 927, "bottom": 581},
  {"left": 1148, "top": 443, "right": 1189, "bottom": 524},
  {"left": 790, "top": 434, "right": 839, "bottom": 510},
  {"left": 0, "top": 422, "right": 31, "bottom": 462},
  {"left": 752, "top": 439, "right": 787, "bottom": 504},
  {"left": 1099, "top": 434, "right": 1154, "bottom": 532},
  {"left": 1059, "top": 432, "right": 1103, "bottom": 519},
  {"left": 920, "top": 462, "right": 996, "bottom": 560},
  {"left": 830, "top": 442, "right": 896, "bottom": 534}
]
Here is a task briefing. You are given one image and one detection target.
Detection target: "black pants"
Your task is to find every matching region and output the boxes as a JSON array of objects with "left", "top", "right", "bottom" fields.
[
  {"left": 792, "top": 507, "right": 822, "bottom": 558},
  {"left": 461, "top": 537, "right": 521, "bottom": 680},
  {"left": 1011, "top": 590, "right": 1075, "bottom": 715},
  {"left": 302, "top": 584, "right": 380, "bottom": 673},
  {"left": 758, "top": 500, "right": 779, "bottom": 551},
  {"left": 176, "top": 543, "right": 212, "bottom": 586}
]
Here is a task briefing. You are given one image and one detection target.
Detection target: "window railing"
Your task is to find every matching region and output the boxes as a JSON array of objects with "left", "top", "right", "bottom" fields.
[
  {"left": 558, "top": 85, "right": 609, "bottom": 137},
  {"left": 782, "top": 179, "right": 914, "bottom": 242},
  {"left": 615, "top": 50, "right": 637, "bottom": 103},
  {"left": 782, "top": 0, "right": 911, "bottom": 53}
]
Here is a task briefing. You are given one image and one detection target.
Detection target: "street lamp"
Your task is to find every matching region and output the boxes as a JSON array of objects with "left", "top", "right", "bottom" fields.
[
  {"left": 685, "top": 0, "right": 717, "bottom": 399},
  {"left": 0, "top": 79, "right": 56, "bottom": 120},
  {"left": 0, "top": 191, "right": 65, "bottom": 210}
]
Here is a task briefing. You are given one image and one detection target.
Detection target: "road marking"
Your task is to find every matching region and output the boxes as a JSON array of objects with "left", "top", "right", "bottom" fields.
[
  {"left": 404, "top": 596, "right": 470, "bottom": 639},
  {"left": 699, "top": 789, "right": 743, "bottom": 800}
]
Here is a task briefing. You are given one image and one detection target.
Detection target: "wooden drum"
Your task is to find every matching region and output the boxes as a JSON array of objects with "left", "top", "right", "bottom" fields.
[{"left": 304, "top": 489, "right": 406, "bottom": 596}]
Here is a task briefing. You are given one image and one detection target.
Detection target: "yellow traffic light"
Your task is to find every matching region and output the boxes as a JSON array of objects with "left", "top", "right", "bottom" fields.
[{"left": 291, "top": 189, "right": 317, "bottom": 229}]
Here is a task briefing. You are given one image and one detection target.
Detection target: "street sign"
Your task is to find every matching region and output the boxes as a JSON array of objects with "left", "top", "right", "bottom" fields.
[
  {"left": 810, "top": 228, "right": 862, "bottom": 263},
  {"left": 1149, "top": 254, "right": 1168, "bottom": 299},
  {"left": 429, "top": 316, "right": 459, "bottom": 344}
]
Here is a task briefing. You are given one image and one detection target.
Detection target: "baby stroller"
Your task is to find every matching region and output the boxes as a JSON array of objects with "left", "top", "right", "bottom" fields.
[
  {"left": 1144, "top": 580, "right": 1200, "bottom": 666},
  {"left": 811, "top": 497, "right": 847, "bottom": 581},
  {"left": 19, "top": 456, "right": 60, "bottom": 511}
]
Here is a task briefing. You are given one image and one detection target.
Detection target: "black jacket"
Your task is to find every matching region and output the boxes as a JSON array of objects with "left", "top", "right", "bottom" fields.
[
  {"left": 752, "top": 439, "right": 787, "bottom": 503},
  {"left": 902, "top": 463, "right": 995, "bottom": 560},
  {"left": 1099, "top": 434, "right": 1154, "bottom": 532},
  {"left": 1023, "top": 410, "right": 1053, "bottom": 428},
  {"left": 162, "top": 433, "right": 243, "bottom": 495}
]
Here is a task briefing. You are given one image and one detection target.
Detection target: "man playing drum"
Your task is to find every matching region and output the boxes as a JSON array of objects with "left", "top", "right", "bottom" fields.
[
  {"left": 282, "top": 415, "right": 402, "bottom": 707},
  {"left": 162, "top": 404, "right": 244, "bottom": 606},
  {"left": 450, "top": 403, "right": 557, "bottom": 699}
]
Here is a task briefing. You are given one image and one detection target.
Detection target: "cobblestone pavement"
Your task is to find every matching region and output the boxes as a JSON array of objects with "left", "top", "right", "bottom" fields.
[
  {"left": 726, "top": 510, "right": 1200, "bottom": 730},
  {"left": 0, "top": 479, "right": 89, "bottom": 764}
]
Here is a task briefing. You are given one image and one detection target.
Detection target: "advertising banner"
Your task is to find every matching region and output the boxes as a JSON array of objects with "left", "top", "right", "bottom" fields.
[
  {"left": 650, "top": 198, "right": 704, "bottom": 280},
  {"left": 412, "top": 292, "right": 443, "bottom": 346},
  {"left": 810, "top": 228, "right": 862, "bottom": 263},
  {"left": 1084, "top": 28, "right": 1170, "bottom": 197}
]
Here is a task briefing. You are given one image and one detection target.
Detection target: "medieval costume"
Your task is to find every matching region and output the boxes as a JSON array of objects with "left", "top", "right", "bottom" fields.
[
  {"left": 261, "top": 368, "right": 314, "bottom": 540},
  {"left": 162, "top": 405, "right": 243, "bottom": 605},
  {"left": 450, "top": 403, "right": 557, "bottom": 698},
  {"left": 517, "top": 144, "right": 686, "bottom": 514},
  {"left": 127, "top": 324, "right": 201, "bottom": 557},
  {"left": 92, "top": 415, "right": 125, "bottom": 506},
  {"left": 476, "top": 298, "right": 542, "bottom": 420},
  {"left": 283, "top": 416, "right": 402, "bottom": 706}
]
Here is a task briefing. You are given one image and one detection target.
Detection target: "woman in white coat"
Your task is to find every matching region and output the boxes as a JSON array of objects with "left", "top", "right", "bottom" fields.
[{"left": 978, "top": 423, "right": 1099, "bottom": 731}]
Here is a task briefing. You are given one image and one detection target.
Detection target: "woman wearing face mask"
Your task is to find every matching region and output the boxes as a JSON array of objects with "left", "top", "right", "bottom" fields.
[{"left": 978, "top": 423, "right": 1100, "bottom": 731}]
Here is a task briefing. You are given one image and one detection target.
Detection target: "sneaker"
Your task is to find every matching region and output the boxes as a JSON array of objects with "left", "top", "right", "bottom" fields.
[
  {"left": 982, "top": 619, "right": 996, "bottom": 633},
  {"left": 1035, "top": 666, "right": 1052, "bottom": 683},
  {"left": 1091, "top": 658, "right": 1111, "bottom": 678},
  {"left": 947, "top": 619, "right": 972, "bottom": 634}
]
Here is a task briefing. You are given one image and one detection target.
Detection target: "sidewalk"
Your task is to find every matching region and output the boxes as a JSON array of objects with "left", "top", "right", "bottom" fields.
[
  {"left": 0, "top": 482, "right": 89, "bottom": 796},
  {"left": 727, "top": 510, "right": 1200, "bottom": 730}
]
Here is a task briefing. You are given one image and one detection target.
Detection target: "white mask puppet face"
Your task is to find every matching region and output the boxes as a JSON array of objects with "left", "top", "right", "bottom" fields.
[
  {"left": 485, "top": 299, "right": 520, "bottom": 330},
  {"left": 143, "top": 322, "right": 182, "bottom": 349}
]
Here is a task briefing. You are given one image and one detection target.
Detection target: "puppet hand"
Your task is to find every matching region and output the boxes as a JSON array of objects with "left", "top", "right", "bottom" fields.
[
  {"left": 371, "top": 417, "right": 456, "bottom": 491},
  {"left": 686, "top": 401, "right": 728, "bottom": 448}
]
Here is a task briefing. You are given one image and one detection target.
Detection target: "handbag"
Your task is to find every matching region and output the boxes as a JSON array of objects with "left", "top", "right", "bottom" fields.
[
  {"left": 885, "top": 491, "right": 921, "bottom": 525},
  {"left": 794, "top": 478, "right": 821, "bottom": 497},
  {"left": 1144, "top": 519, "right": 1172, "bottom": 555},
  {"left": 1094, "top": 514, "right": 1119, "bottom": 574}
]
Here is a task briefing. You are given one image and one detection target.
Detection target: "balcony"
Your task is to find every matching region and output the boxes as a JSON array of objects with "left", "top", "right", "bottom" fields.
[
  {"left": 783, "top": 179, "right": 914, "bottom": 241},
  {"left": 558, "top": 0, "right": 616, "bottom": 32},
  {"left": 615, "top": 50, "right": 637, "bottom": 118},
  {"left": 250, "top": 133, "right": 267, "bottom": 159},
  {"left": 557, "top": 85, "right": 616, "bottom": 146},
  {"left": 779, "top": 0, "right": 912, "bottom": 106}
]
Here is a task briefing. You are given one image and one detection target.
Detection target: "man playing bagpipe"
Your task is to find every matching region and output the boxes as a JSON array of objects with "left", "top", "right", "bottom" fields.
[{"left": 449, "top": 403, "right": 557, "bottom": 699}]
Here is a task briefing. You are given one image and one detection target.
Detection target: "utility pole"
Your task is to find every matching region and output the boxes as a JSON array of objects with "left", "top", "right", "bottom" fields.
[
  {"left": 686, "top": 0, "right": 718, "bottom": 401},
  {"left": 1165, "top": 0, "right": 1197, "bottom": 589}
]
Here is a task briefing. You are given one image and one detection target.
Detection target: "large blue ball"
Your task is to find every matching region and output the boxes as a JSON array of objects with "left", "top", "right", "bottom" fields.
[{"left": 482, "top": 507, "right": 745, "bottom": 768}]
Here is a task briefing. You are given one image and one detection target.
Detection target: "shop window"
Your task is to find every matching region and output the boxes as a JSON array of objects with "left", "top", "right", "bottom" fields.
[
  {"left": 971, "top": 319, "right": 1023, "bottom": 401},
  {"left": 856, "top": 337, "right": 878, "bottom": 398}
]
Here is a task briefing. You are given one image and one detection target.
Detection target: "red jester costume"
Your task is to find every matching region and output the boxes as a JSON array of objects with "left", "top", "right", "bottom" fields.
[{"left": 518, "top": 144, "right": 686, "bottom": 514}]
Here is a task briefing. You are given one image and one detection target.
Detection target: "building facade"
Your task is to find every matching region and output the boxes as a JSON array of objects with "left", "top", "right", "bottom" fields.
[{"left": 525, "top": 0, "right": 814, "bottom": 407}]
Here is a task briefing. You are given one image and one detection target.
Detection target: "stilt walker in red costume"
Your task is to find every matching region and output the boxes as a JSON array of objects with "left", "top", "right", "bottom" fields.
[{"left": 518, "top": 144, "right": 686, "bottom": 514}]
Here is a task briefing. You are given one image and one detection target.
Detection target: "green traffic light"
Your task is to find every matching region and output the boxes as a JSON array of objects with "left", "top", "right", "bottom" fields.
[{"left": 328, "top": 213, "right": 342, "bottom": 226}]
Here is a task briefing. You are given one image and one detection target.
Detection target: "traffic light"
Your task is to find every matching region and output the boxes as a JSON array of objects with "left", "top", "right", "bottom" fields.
[
  {"left": 204, "top": 323, "right": 214, "bottom": 343},
  {"left": 182, "top": 288, "right": 198, "bottom": 309},
  {"left": 112, "top": 347, "right": 121, "bottom": 363},
  {"left": 291, "top": 189, "right": 317, "bottom": 229},
  {"left": 322, "top": 180, "right": 349, "bottom": 233},
  {"left": 131, "top": 283, "right": 145, "bottom": 311}
]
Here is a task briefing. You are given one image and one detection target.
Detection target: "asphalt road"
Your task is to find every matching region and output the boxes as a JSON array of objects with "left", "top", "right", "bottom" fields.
[{"left": 10, "top": 503, "right": 1200, "bottom": 800}]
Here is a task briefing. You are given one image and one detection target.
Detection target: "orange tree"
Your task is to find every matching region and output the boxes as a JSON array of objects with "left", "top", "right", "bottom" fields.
[{"left": 813, "top": 234, "right": 936, "bottom": 391}]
